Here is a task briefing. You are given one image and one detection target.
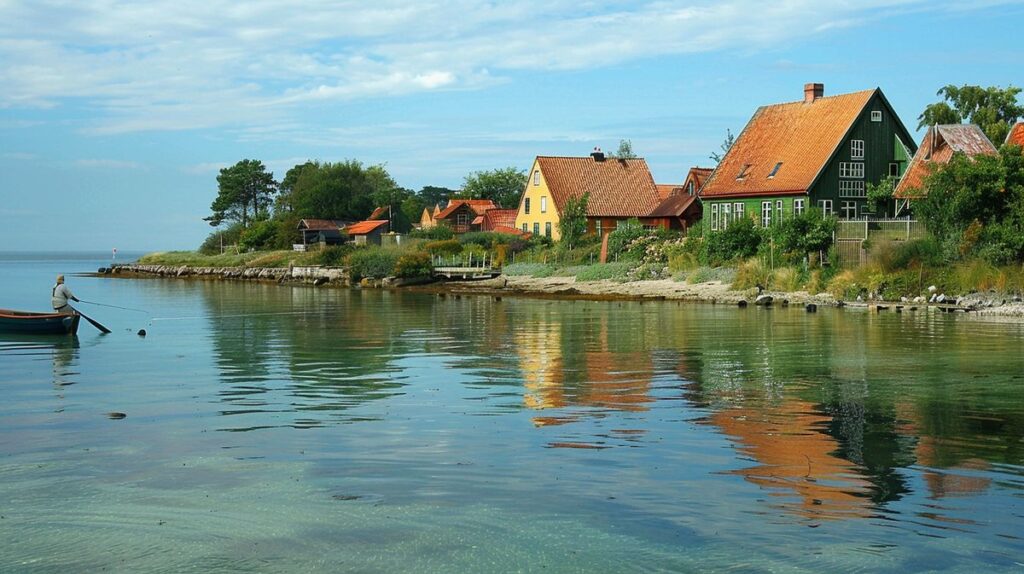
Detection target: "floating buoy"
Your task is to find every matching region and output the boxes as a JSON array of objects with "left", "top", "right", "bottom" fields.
[
  {"left": 107, "top": 412, "right": 127, "bottom": 420},
  {"left": 137, "top": 329, "right": 147, "bottom": 337}
]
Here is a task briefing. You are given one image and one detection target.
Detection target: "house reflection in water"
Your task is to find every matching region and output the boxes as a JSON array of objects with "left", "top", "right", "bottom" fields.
[{"left": 516, "top": 310, "right": 652, "bottom": 431}]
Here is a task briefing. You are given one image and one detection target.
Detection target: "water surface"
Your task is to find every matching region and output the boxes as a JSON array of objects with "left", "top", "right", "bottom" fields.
[{"left": 2, "top": 253, "right": 1023, "bottom": 572}]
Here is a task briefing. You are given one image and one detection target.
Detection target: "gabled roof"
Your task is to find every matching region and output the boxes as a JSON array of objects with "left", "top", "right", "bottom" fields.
[
  {"left": 482, "top": 208, "right": 518, "bottom": 230},
  {"left": 1007, "top": 122, "right": 1024, "bottom": 147},
  {"left": 686, "top": 167, "right": 713, "bottom": 190},
  {"left": 492, "top": 225, "right": 531, "bottom": 238},
  {"left": 700, "top": 89, "right": 878, "bottom": 198},
  {"left": 368, "top": 206, "right": 389, "bottom": 220},
  {"left": 298, "top": 219, "right": 346, "bottom": 231},
  {"left": 894, "top": 124, "right": 998, "bottom": 199},
  {"left": 345, "top": 220, "right": 389, "bottom": 235},
  {"left": 649, "top": 193, "right": 699, "bottom": 218},
  {"left": 436, "top": 199, "right": 498, "bottom": 220},
  {"left": 534, "top": 156, "right": 661, "bottom": 218},
  {"left": 655, "top": 184, "right": 683, "bottom": 201}
]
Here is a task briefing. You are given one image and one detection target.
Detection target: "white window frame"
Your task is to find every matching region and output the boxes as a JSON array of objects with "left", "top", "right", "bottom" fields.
[
  {"left": 818, "top": 199, "right": 833, "bottom": 216},
  {"left": 541, "top": 196, "right": 547, "bottom": 213},
  {"left": 761, "top": 201, "right": 772, "bottom": 228},
  {"left": 722, "top": 203, "right": 732, "bottom": 230},
  {"left": 733, "top": 203, "right": 744, "bottom": 221},
  {"left": 839, "top": 162, "right": 865, "bottom": 178},
  {"left": 841, "top": 201, "right": 858, "bottom": 220},
  {"left": 776, "top": 200, "right": 784, "bottom": 221},
  {"left": 889, "top": 162, "right": 900, "bottom": 177},
  {"left": 595, "top": 219, "right": 602, "bottom": 236},
  {"left": 687, "top": 181, "right": 695, "bottom": 196},
  {"left": 533, "top": 170, "right": 540, "bottom": 186},
  {"left": 711, "top": 203, "right": 720, "bottom": 231},
  {"left": 457, "top": 212, "right": 468, "bottom": 227},
  {"left": 794, "top": 199, "right": 805, "bottom": 217},
  {"left": 851, "top": 140, "right": 865, "bottom": 160},
  {"left": 871, "top": 110, "right": 882, "bottom": 122},
  {"left": 522, "top": 223, "right": 528, "bottom": 233},
  {"left": 839, "top": 180, "right": 866, "bottom": 198}
]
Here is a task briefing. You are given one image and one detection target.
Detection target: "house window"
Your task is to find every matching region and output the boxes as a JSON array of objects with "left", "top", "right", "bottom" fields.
[
  {"left": 522, "top": 223, "right": 528, "bottom": 233},
  {"left": 734, "top": 203, "right": 744, "bottom": 221},
  {"left": 457, "top": 213, "right": 468, "bottom": 227},
  {"left": 776, "top": 200, "right": 784, "bottom": 220},
  {"left": 761, "top": 201, "right": 772, "bottom": 228},
  {"left": 851, "top": 140, "right": 865, "bottom": 160},
  {"left": 794, "top": 199, "right": 805, "bottom": 216},
  {"left": 541, "top": 196, "right": 547, "bottom": 213},
  {"left": 871, "top": 110, "right": 882, "bottom": 122},
  {"left": 818, "top": 199, "right": 833, "bottom": 216},
  {"left": 533, "top": 170, "right": 540, "bottom": 186},
  {"left": 841, "top": 201, "right": 858, "bottom": 219},
  {"left": 889, "top": 162, "right": 900, "bottom": 177},
  {"left": 839, "top": 180, "right": 866, "bottom": 198},
  {"left": 533, "top": 222, "right": 540, "bottom": 235},
  {"left": 711, "top": 203, "right": 720, "bottom": 231},
  {"left": 737, "top": 164, "right": 751, "bottom": 180},
  {"left": 595, "top": 219, "right": 602, "bottom": 236},
  {"left": 768, "top": 162, "right": 783, "bottom": 178},
  {"left": 545, "top": 222, "right": 552, "bottom": 237},
  {"left": 722, "top": 203, "right": 732, "bottom": 230},
  {"left": 839, "top": 162, "right": 865, "bottom": 178},
  {"left": 687, "top": 181, "right": 695, "bottom": 196}
]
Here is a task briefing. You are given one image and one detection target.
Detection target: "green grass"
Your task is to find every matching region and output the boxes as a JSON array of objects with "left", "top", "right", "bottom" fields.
[{"left": 137, "top": 250, "right": 322, "bottom": 268}]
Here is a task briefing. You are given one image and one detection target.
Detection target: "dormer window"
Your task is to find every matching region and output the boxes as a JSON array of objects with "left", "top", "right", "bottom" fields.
[
  {"left": 736, "top": 164, "right": 751, "bottom": 180},
  {"left": 768, "top": 162, "right": 783, "bottom": 178},
  {"left": 687, "top": 181, "right": 694, "bottom": 196}
]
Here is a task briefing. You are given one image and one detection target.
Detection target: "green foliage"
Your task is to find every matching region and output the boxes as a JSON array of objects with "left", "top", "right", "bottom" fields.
[
  {"left": 393, "top": 251, "right": 433, "bottom": 278},
  {"left": 702, "top": 217, "right": 763, "bottom": 265},
  {"left": 571, "top": 262, "right": 633, "bottom": 282},
  {"left": 501, "top": 263, "right": 557, "bottom": 277},
  {"left": 422, "top": 239, "right": 462, "bottom": 256},
  {"left": 409, "top": 224, "right": 455, "bottom": 241},
  {"left": 205, "top": 159, "right": 278, "bottom": 228},
  {"left": 557, "top": 192, "right": 589, "bottom": 249},
  {"left": 769, "top": 209, "right": 837, "bottom": 264},
  {"left": 606, "top": 219, "right": 647, "bottom": 259},
  {"left": 199, "top": 223, "right": 244, "bottom": 255},
  {"left": 866, "top": 180, "right": 895, "bottom": 216},
  {"left": 918, "top": 84, "right": 1024, "bottom": 145},
  {"left": 459, "top": 231, "right": 523, "bottom": 249},
  {"left": 315, "top": 245, "right": 353, "bottom": 267},
  {"left": 607, "top": 140, "right": 637, "bottom": 159},
  {"left": 710, "top": 129, "right": 735, "bottom": 164},
  {"left": 347, "top": 248, "right": 400, "bottom": 280},
  {"left": 417, "top": 185, "right": 456, "bottom": 208},
  {"left": 688, "top": 266, "right": 735, "bottom": 285},
  {"left": 289, "top": 160, "right": 375, "bottom": 221},
  {"left": 238, "top": 219, "right": 278, "bottom": 251},
  {"left": 460, "top": 167, "right": 528, "bottom": 209},
  {"left": 272, "top": 215, "right": 302, "bottom": 250},
  {"left": 732, "top": 258, "right": 771, "bottom": 290}
]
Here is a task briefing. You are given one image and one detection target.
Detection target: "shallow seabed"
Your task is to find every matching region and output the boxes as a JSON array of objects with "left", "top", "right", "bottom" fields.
[{"left": 1, "top": 253, "right": 1023, "bottom": 572}]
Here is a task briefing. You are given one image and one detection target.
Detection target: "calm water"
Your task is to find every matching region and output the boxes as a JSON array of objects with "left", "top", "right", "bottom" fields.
[{"left": 2, "top": 253, "right": 1023, "bottom": 572}]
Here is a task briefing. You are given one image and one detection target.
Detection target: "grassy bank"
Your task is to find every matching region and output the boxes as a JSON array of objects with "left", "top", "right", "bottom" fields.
[{"left": 137, "top": 249, "right": 336, "bottom": 268}]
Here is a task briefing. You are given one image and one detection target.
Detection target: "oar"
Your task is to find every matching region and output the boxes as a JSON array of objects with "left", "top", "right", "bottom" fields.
[{"left": 76, "top": 309, "right": 111, "bottom": 334}]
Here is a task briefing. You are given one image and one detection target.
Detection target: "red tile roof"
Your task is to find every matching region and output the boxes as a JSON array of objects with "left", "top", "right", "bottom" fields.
[
  {"left": 482, "top": 208, "right": 518, "bottom": 230},
  {"left": 655, "top": 184, "right": 683, "bottom": 201},
  {"left": 492, "top": 225, "right": 531, "bottom": 238},
  {"left": 298, "top": 219, "right": 345, "bottom": 231},
  {"left": 436, "top": 199, "right": 498, "bottom": 220},
  {"left": 1007, "top": 122, "right": 1024, "bottom": 147},
  {"left": 345, "top": 220, "right": 389, "bottom": 235},
  {"left": 649, "top": 193, "right": 699, "bottom": 218},
  {"left": 535, "top": 156, "right": 660, "bottom": 218},
  {"left": 894, "top": 124, "right": 998, "bottom": 199},
  {"left": 700, "top": 89, "right": 877, "bottom": 198}
]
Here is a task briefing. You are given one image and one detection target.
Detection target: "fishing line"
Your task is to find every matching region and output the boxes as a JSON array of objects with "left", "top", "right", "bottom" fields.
[
  {"left": 151, "top": 310, "right": 339, "bottom": 322},
  {"left": 78, "top": 300, "right": 151, "bottom": 314}
]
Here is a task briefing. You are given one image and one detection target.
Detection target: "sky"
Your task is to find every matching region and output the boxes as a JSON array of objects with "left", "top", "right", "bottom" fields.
[{"left": 1, "top": 1, "right": 1023, "bottom": 252}]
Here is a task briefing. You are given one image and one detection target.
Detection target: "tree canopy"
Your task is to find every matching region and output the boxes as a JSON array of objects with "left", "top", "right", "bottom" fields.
[
  {"left": 608, "top": 139, "right": 637, "bottom": 159},
  {"left": 918, "top": 84, "right": 1024, "bottom": 145},
  {"left": 288, "top": 160, "right": 375, "bottom": 221},
  {"left": 205, "top": 159, "right": 278, "bottom": 228},
  {"left": 558, "top": 192, "right": 589, "bottom": 248},
  {"left": 460, "top": 167, "right": 528, "bottom": 209},
  {"left": 709, "top": 129, "right": 735, "bottom": 164}
]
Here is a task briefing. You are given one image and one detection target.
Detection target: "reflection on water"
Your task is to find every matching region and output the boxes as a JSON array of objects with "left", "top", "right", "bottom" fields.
[{"left": 3, "top": 267, "right": 1024, "bottom": 572}]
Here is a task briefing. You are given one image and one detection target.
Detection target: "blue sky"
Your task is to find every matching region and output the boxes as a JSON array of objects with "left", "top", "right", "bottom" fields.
[{"left": 2, "top": 1, "right": 1022, "bottom": 251}]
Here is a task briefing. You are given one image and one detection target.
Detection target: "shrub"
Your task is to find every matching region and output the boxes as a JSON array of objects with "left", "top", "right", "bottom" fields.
[
  {"left": 394, "top": 251, "right": 433, "bottom": 278},
  {"left": 571, "top": 262, "right": 633, "bottom": 282},
  {"left": 238, "top": 220, "right": 279, "bottom": 252},
  {"left": 703, "top": 218, "right": 763, "bottom": 265},
  {"left": 732, "top": 258, "right": 771, "bottom": 290},
  {"left": 804, "top": 269, "right": 826, "bottom": 295},
  {"left": 688, "top": 266, "right": 735, "bottom": 284},
  {"left": 770, "top": 267, "right": 802, "bottom": 292},
  {"left": 502, "top": 263, "right": 557, "bottom": 277},
  {"left": 347, "top": 248, "right": 400, "bottom": 280},
  {"left": 316, "top": 244, "right": 353, "bottom": 267},
  {"left": 606, "top": 219, "right": 648, "bottom": 259},
  {"left": 827, "top": 270, "right": 859, "bottom": 300},
  {"left": 423, "top": 239, "right": 462, "bottom": 256},
  {"left": 409, "top": 224, "right": 455, "bottom": 241},
  {"left": 199, "top": 223, "right": 244, "bottom": 255}
]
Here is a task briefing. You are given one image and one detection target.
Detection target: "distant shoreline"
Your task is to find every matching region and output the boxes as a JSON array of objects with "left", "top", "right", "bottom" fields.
[{"left": 97, "top": 263, "right": 1024, "bottom": 319}]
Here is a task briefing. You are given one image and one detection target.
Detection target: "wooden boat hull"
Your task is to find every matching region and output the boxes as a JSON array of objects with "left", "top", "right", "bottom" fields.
[{"left": 0, "top": 309, "right": 81, "bottom": 335}]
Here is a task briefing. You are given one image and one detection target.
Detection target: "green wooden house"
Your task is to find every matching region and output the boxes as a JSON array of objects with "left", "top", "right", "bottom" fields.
[{"left": 700, "top": 84, "right": 917, "bottom": 230}]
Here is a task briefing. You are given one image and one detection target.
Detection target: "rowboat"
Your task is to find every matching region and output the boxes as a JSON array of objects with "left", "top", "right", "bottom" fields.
[{"left": 0, "top": 309, "right": 81, "bottom": 335}]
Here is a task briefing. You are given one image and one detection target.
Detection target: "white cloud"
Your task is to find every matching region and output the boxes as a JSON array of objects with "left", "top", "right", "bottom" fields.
[{"left": 0, "top": 0, "right": 1015, "bottom": 133}]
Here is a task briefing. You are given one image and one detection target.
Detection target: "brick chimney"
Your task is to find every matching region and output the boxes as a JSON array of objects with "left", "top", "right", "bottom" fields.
[
  {"left": 804, "top": 83, "right": 824, "bottom": 103},
  {"left": 590, "top": 147, "right": 605, "bottom": 162}
]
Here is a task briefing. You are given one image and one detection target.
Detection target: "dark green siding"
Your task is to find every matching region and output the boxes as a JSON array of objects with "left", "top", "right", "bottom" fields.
[{"left": 809, "top": 92, "right": 917, "bottom": 218}]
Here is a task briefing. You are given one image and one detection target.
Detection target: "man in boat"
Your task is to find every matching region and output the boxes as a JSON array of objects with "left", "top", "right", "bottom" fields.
[{"left": 51, "top": 275, "right": 80, "bottom": 314}]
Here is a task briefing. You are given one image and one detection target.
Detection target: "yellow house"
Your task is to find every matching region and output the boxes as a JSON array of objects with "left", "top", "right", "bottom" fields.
[{"left": 513, "top": 149, "right": 662, "bottom": 241}]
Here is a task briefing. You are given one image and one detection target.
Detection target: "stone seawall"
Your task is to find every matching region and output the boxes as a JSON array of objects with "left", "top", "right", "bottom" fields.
[{"left": 104, "top": 264, "right": 349, "bottom": 285}]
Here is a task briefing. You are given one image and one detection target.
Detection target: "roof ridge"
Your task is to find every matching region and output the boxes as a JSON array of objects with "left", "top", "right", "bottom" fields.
[{"left": 765, "top": 88, "right": 877, "bottom": 108}]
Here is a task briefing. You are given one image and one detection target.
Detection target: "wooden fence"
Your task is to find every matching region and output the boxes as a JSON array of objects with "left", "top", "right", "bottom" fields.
[{"left": 833, "top": 218, "right": 925, "bottom": 267}]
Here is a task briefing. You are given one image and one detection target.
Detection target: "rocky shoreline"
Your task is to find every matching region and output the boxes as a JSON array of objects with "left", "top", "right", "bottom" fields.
[{"left": 100, "top": 263, "right": 1024, "bottom": 317}]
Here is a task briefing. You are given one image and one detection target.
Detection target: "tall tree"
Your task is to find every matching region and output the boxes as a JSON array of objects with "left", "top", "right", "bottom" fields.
[
  {"left": 558, "top": 192, "right": 589, "bottom": 249},
  {"left": 275, "top": 160, "right": 316, "bottom": 215},
  {"left": 608, "top": 139, "right": 638, "bottom": 159},
  {"left": 205, "top": 159, "right": 278, "bottom": 228},
  {"left": 709, "top": 129, "right": 735, "bottom": 164},
  {"left": 460, "top": 167, "right": 528, "bottom": 209},
  {"left": 918, "top": 85, "right": 1024, "bottom": 145},
  {"left": 289, "top": 160, "right": 374, "bottom": 221},
  {"left": 418, "top": 185, "right": 456, "bottom": 208}
]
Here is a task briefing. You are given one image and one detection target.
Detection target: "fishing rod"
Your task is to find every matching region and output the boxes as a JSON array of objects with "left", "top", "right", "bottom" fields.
[{"left": 77, "top": 300, "right": 151, "bottom": 314}]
